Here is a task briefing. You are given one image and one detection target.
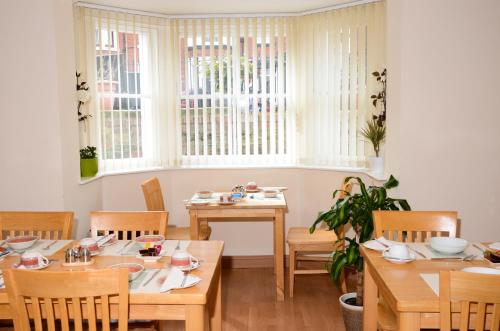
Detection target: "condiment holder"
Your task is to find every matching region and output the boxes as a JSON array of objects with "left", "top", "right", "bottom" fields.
[{"left": 62, "top": 246, "right": 95, "bottom": 266}]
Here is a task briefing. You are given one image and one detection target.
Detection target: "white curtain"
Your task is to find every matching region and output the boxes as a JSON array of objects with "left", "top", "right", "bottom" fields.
[
  {"left": 177, "top": 17, "right": 292, "bottom": 167},
  {"left": 74, "top": 1, "right": 385, "bottom": 173},
  {"left": 291, "top": 2, "right": 386, "bottom": 168}
]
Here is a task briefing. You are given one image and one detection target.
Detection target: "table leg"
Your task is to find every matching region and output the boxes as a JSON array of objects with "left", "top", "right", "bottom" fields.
[
  {"left": 363, "top": 260, "right": 378, "bottom": 331},
  {"left": 274, "top": 209, "right": 285, "bottom": 301},
  {"left": 397, "top": 312, "right": 420, "bottom": 331},
  {"left": 189, "top": 210, "right": 200, "bottom": 240},
  {"left": 209, "top": 261, "right": 222, "bottom": 331},
  {"left": 186, "top": 305, "right": 205, "bottom": 331}
]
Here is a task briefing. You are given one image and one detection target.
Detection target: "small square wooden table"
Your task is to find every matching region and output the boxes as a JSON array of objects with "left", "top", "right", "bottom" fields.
[{"left": 186, "top": 192, "right": 288, "bottom": 301}]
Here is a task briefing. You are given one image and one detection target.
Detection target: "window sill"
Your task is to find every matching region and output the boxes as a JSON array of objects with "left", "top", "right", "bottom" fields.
[{"left": 79, "top": 165, "right": 387, "bottom": 185}]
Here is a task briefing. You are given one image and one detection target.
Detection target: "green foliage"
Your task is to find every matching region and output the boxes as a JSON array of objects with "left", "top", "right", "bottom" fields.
[
  {"left": 80, "top": 146, "right": 97, "bottom": 159},
  {"left": 360, "top": 120, "right": 386, "bottom": 157},
  {"left": 310, "top": 176, "right": 410, "bottom": 288}
]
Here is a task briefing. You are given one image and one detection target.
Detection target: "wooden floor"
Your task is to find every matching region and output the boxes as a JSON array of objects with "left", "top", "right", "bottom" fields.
[
  {"left": 0, "top": 268, "right": 346, "bottom": 331},
  {"left": 165, "top": 267, "right": 346, "bottom": 331}
]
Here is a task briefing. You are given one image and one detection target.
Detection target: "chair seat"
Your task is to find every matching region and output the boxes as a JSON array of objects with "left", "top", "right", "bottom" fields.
[
  {"left": 287, "top": 227, "right": 337, "bottom": 246},
  {"left": 166, "top": 225, "right": 212, "bottom": 240}
]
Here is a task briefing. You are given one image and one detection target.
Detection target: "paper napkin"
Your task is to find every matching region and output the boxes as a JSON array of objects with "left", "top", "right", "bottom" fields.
[{"left": 160, "top": 267, "right": 201, "bottom": 293}]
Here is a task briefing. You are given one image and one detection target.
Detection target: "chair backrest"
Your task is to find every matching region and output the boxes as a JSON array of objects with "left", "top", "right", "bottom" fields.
[
  {"left": 90, "top": 211, "right": 168, "bottom": 240},
  {"left": 4, "top": 268, "right": 129, "bottom": 331},
  {"left": 141, "top": 177, "right": 165, "bottom": 211},
  {"left": 373, "top": 211, "right": 458, "bottom": 242},
  {"left": 0, "top": 212, "right": 73, "bottom": 240},
  {"left": 439, "top": 271, "right": 500, "bottom": 331}
]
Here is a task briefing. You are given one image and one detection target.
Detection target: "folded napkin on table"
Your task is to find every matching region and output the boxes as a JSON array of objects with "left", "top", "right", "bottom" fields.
[
  {"left": 489, "top": 242, "right": 500, "bottom": 251},
  {"left": 160, "top": 267, "right": 201, "bottom": 293},
  {"left": 362, "top": 237, "right": 399, "bottom": 251},
  {"left": 96, "top": 234, "right": 116, "bottom": 247}
]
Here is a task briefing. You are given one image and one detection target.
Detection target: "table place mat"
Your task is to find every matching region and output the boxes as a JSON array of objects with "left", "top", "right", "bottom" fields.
[
  {"left": 10, "top": 240, "right": 73, "bottom": 256},
  {"left": 406, "top": 243, "right": 483, "bottom": 261},
  {"left": 420, "top": 273, "right": 439, "bottom": 296},
  {"left": 249, "top": 192, "right": 285, "bottom": 201},
  {"left": 99, "top": 240, "right": 190, "bottom": 257},
  {"left": 130, "top": 268, "right": 170, "bottom": 293}
]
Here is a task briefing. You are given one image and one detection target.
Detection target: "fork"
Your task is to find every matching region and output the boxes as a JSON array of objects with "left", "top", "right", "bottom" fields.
[
  {"left": 43, "top": 240, "right": 58, "bottom": 250},
  {"left": 180, "top": 269, "right": 190, "bottom": 288}
]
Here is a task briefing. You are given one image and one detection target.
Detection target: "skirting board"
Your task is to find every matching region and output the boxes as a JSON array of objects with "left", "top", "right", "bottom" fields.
[{"left": 222, "top": 255, "right": 330, "bottom": 269}]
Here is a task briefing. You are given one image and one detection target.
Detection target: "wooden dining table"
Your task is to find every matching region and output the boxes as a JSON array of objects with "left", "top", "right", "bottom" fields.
[
  {"left": 186, "top": 191, "right": 288, "bottom": 301},
  {"left": 0, "top": 240, "right": 224, "bottom": 331},
  {"left": 361, "top": 245, "right": 498, "bottom": 331}
]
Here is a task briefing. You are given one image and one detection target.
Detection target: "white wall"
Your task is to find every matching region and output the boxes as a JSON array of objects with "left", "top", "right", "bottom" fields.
[
  {"left": 386, "top": 0, "right": 500, "bottom": 241},
  {"left": 0, "top": 0, "right": 102, "bottom": 237},
  {"left": 101, "top": 169, "right": 377, "bottom": 255}
]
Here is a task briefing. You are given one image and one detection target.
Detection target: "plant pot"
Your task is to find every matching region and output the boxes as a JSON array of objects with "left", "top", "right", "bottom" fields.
[
  {"left": 368, "top": 156, "right": 384, "bottom": 175},
  {"left": 339, "top": 292, "right": 363, "bottom": 331},
  {"left": 80, "top": 158, "right": 98, "bottom": 178}
]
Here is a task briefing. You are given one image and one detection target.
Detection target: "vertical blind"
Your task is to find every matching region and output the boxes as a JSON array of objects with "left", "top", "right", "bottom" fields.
[
  {"left": 178, "top": 17, "right": 292, "bottom": 166},
  {"left": 75, "top": 2, "right": 385, "bottom": 172},
  {"left": 293, "top": 2, "right": 385, "bottom": 167}
]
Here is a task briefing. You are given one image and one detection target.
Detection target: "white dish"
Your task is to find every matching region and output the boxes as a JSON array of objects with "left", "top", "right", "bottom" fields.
[
  {"left": 136, "top": 254, "right": 163, "bottom": 263},
  {"left": 7, "top": 236, "right": 38, "bottom": 251},
  {"left": 462, "top": 267, "right": 500, "bottom": 275},
  {"left": 135, "top": 235, "right": 165, "bottom": 247},
  {"left": 110, "top": 263, "right": 145, "bottom": 281},
  {"left": 430, "top": 237, "right": 468, "bottom": 254},
  {"left": 176, "top": 261, "right": 201, "bottom": 271},
  {"left": 13, "top": 261, "right": 51, "bottom": 270},
  {"left": 263, "top": 189, "right": 279, "bottom": 198},
  {"left": 190, "top": 200, "right": 210, "bottom": 206},
  {"left": 197, "top": 191, "right": 214, "bottom": 199},
  {"left": 174, "top": 277, "right": 201, "bottom": 289},
  {"left": 382, "top": 251, "right": 416, "bottom": 264}
]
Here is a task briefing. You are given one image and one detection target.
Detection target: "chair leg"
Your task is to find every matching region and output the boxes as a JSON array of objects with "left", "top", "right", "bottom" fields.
[{"left": 289, "top": 246, "right": 296, "bottom": 298}]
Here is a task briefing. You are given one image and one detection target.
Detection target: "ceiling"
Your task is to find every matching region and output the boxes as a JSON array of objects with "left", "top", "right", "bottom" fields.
[{"left": 77, "top": 0, "right": 357, "bottom": 15}]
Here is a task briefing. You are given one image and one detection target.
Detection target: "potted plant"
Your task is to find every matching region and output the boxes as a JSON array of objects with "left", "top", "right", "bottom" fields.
[
  {"left": 80, "top": 146, "right": 98, "bottom": 178},
  {"left": 310, "top": 175, "right": 410, "bottom": 331},
  {"left": 362, "top": 69, "right": 387, "bottom": 175}
]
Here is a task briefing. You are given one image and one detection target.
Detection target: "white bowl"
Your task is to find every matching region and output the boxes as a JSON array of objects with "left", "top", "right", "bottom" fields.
[
  {"left": 430, "top": 237, "right": 468, "bottom": 254},
  {"left": 462, "top": 267, "right": 500, "bottom": 275},
  {"left": 197, "top": 190, "right": 214, "bottom": 199},
  {"left": 135, "top": 235, "right": 164, "bottom": 248},
  {"left": 110, "top": 263, "right": 145, "bottom": 281},
  {"left": 7, "top": 236, "right": 38, "bottom": 251}
]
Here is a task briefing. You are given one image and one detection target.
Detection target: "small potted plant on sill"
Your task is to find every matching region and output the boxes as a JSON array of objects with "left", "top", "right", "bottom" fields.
[
  {"left": 310, "top": 175, "right": 410, "bottom": 331},
  {"left": 80, "top": 146, "right": 98, "bottom": 178},
  {"left": 362, "top": 69, "right": 387, "bottom": 175}
]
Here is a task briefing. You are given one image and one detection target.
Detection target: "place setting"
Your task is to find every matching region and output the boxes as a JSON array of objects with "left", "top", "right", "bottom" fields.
[
  {"left": 2, "top": 235, "right": 72, "bottom": 256},
  {"left": 127, "top": 249, "right": 202, "bottom": 294}
]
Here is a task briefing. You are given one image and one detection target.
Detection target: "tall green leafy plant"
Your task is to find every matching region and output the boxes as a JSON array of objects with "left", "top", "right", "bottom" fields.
[{"left": 310, "top": 175, "right": 410, "bottom": 306}]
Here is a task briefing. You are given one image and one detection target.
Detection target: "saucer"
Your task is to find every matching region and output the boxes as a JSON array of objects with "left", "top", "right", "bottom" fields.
[
  {"left": 217, "top": 201, "right": 236, "bottom": 206},
  {"left": 13, "top": 261, "right": 51, "bottom": 270},
  {"left": 173, "top": 261, "right": 200, "bottom": 271},
  {"left": 136, "top": 254, "right": 163, "bottom": 263},
  {"left": 382, "top": 251, "right": 416, "bottom": 264}
]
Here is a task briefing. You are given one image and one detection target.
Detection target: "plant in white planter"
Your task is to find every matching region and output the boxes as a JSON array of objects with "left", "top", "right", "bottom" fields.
[
  {"left": 362, "top": 69, "right": 387, "bottom": 175},
  {"left": 310, "top": 176, "right": 410, "bottom": 331}
]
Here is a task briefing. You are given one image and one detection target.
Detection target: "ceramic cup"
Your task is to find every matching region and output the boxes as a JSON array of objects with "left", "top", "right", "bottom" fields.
[
  {"left": 80, "top": 238, "right": 99, "bottom": 253},
  {"left": 20, "top": 251, "right": 49, "bottom": 269},
  {"left": 171, "top": 250, "right": 198, "bottom": 268},
  {"left": 220, "top": 194, "right": 233, "bottom": 204},
  {"left": 246, "top": 181, "right": 258, "bottom": 190},
  {"left": 386, "top": 244, "right": 410, "bottom": 260}
]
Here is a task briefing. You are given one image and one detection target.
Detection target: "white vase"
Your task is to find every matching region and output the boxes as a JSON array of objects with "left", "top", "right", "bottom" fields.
[
  {"left": 368, "top": 156, "right": 384, "bottom": 175},
  {"left": 339, "top": 292, "right": 363, "bottom": 331}
]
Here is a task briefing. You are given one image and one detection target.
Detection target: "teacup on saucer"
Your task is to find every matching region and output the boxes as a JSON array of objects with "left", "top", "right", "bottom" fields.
[{"left": 19, "top": 251, "right": 49, "bottom": 269}]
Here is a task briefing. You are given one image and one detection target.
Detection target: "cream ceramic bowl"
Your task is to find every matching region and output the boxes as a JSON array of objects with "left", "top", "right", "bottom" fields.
[
  {"left": 430, "top": 237, "right": 468, "bottom": 254},
  {"left": 197, "top": 190, "right": 214, "bottom": 199},
  {"left": 7, "top": 236, "right": 38, "bottom": 251}
]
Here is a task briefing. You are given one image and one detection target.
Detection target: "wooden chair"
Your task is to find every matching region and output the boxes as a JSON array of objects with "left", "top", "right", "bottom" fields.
[
  {"left": 4, "top": 268, "right": 129, "bottom": 331},
  {"left": 0, "top": 211, "right": 73, "bottom": 240},
  {"left": 286, "top": 180, "right": 351, "bottom": 298},
  {"left": 439, "top": 271, "right": 500, "bottom": 331},
  {"left": 90, "top": 211, "right": 168, "bottom": 240},
  {"left": 141, "top": 177, "right": 211, "bottom": 240},
  {"left": 373, "top": 210, "right": 458, "bottom": 242},
  {"left": 373, "top": 210, "right": 458, "bottom": 331}
]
